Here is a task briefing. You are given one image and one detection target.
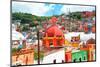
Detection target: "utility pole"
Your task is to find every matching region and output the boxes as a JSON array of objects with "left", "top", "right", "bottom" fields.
[
  {"left": 37, "top": 30, "right": 40, "bottom": 64},
  {"left": 35, "top": 22, "right": 40, "bottom": 64}
]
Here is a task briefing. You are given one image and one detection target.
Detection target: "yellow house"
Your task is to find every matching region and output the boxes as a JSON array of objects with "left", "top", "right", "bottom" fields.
[
  {"left": 71, "top": 42, "right": 79, "bottom": 47},
  {"left": 65, "top": 39, "right": 71, "bottom": 46},
  {"left": 71, "top": 35, "right": 80, "bottom": 48}
]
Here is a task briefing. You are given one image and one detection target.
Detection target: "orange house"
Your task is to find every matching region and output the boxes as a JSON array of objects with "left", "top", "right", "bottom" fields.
[
  {"left": 12, "top": 49, "right": 34, "bottom": 65},
  {"left": 43, "top": 25, "right": 65, "bottom": 48},
  {"left": 43, "top": 17, "right": 65, "bottom": 48},
  {"left": 80, "top": 38, "right": 95, "bottom": 61}
]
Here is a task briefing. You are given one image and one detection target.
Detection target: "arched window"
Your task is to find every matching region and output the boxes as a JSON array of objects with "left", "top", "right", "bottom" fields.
[
  {"left": 50, "top": 40, "right": 53, "bottom": 47},
  {"left": 73, "top": 59, "right": 76, "bottom": 62},
  {"left": 79, "top": 58, "right": 81, "bottom": 62},
  {"left": 84, "top": 56, "right": 86, "bottom": 60},
  {"left": 53, "top": 59, "right": 56, "bottom": 64}
]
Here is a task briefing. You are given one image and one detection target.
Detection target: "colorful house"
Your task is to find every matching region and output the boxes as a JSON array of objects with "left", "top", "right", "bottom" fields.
[
  {"left": 12, "top": 24, "right": 25, "bottom": 48},
  {"left": 65, "top": 39, "right": 71, "bottom": 46},
  {"left": 43, "top": 17, "right": 65, "bottom": 48},
  {"left": 65, "top": 51, "right": 72, "bottom": 62},
  {"left": 71, "top": 35, "right": 80, "bottom": 47},
  {"left": 65, "top": 37, "right": 95, "bottom": 63},
  {"left": 65, "top": 50, "right": 88, "bottom": 62},
  {"left": 81, "top": 11, "right": 96, "bottom": 33},
  {"left": 72, "top": 50, "right": 88, "bottom": 62},
  {"left": 12, "top": 48, "right": 34, "bottom": 66},
  {"left": 80, "top": 38, "right": 95, "bottom": 61}
]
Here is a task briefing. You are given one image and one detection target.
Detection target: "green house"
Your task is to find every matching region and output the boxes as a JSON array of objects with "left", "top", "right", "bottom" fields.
[{"left": 72, "top": 50, "right": 88, "bottom": 62}]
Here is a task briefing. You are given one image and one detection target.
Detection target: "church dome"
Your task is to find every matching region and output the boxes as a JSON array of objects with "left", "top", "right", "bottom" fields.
[{"left": 44, "top": 25, "right": 64, "bottom": 37}]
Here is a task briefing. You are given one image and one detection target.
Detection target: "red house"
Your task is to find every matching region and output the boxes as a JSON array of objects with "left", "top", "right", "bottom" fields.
[
  {"left": 43, "top": 17, "right": 65, "bottom": 48},
  {"left": 65, "top": 51, "right": 72, "bottom": 62}
]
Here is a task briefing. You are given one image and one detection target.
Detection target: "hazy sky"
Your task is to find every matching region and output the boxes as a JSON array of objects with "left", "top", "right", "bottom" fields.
[{"left": 12, "top": 1, "right": 95, "bottom": 16}]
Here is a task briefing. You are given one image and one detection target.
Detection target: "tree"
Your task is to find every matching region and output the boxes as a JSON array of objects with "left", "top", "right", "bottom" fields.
[
  {"left": 34, "top": 50, "right": 44, "bottom": 63},
  {"left": 12, "top": 12, "right": 33, "bottom": 24},
  {"left": 68, "top": 12, "right": 82, "bottom": 20},
  {"left": 12, "top": 48, "right": 17, "bottom": 55}
]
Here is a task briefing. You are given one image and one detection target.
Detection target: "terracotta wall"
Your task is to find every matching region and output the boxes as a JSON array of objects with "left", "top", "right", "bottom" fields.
[{"left": 12, "top": 52, "right": 34, "bottom": 65}]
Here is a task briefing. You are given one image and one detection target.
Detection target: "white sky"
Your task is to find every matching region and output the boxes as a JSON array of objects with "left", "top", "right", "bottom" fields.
[{"left": 12, "top": 1, "right": 95, "bottom": 16}]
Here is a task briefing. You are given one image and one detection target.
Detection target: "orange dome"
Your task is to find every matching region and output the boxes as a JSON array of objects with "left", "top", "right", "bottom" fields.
[{"left": 44, "top": 25, "right": 64, "bottom": 37}]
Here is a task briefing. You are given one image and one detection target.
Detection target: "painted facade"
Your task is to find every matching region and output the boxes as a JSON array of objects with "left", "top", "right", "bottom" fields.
[{"left": 43, "top": 17, "right": 65, "bottom": 48}]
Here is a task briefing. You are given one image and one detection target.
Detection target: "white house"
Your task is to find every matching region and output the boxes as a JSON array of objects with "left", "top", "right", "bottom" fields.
[{"left": 42, "top": 48, "right": 65, "bottom": 64}]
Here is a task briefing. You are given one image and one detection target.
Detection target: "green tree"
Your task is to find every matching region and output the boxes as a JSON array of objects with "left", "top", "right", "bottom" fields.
[{"left": 34, "top": 50, "right": 44, "bottom": 61}]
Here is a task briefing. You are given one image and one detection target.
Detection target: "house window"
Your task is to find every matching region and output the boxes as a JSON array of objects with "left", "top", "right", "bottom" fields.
[
  {"left": 84, "top": 56, "right": 86, "bottom": 60},
  {"left": 79, "top": 58, "right": 82, "bottom": 62},
  {"left": 57, "top": 40, "right": 60, "bottom": 46},
  {"left": 50, "top": 41, "right": 53, "bottom": 47},
  {"left": 53, "top": 59, "right": 56, "bottom": 64}
]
